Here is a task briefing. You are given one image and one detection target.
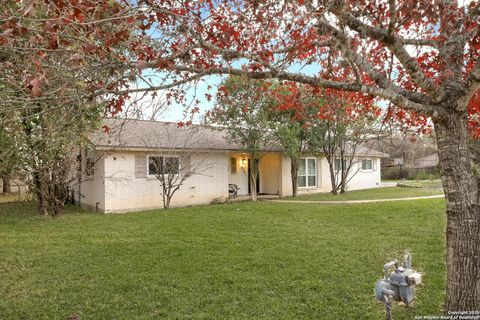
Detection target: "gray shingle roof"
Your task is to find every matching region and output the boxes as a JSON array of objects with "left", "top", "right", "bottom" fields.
[
  {"left": 90, "top": 118, "right": 388, "bottom": 157},
  {"left": 354, "top": 145, "right": 389, "bottom": 158},
  {"left": 90, "top": 118, "right": 248, "bottom": 151}
]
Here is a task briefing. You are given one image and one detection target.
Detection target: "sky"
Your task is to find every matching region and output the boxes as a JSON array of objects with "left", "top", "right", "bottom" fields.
[
  {"left": 137, "top": 63, "right": 321, "bottom": 123},
  {"left": 130, "top": 0, "right": 474, "bottom": 123}
]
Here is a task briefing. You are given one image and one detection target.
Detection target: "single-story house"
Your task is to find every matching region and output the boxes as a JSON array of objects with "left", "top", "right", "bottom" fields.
[{"left": 73, "top": 118, "right": 388, "bottom": 213}]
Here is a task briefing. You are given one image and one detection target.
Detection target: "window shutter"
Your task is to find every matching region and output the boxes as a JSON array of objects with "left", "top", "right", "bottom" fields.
[
  {"left": 230, "top": 157, "right": 237, "bottom": 174},
  {"left": 181, "top": 155, "right": 191, "bottom": 174},
  {"left": 135, "top": 154, "right": 146, "bottom": 178}
]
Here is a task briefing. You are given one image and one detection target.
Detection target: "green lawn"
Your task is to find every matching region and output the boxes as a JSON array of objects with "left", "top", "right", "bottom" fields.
[
  {"left": 0, "top": 199, "right": 446, "bottom": 319},
  {"left": 286, "top": 186, "right": 444, "bottom": 201},
  {"left": 399, "top": 180, "right": 443, "bottom": 188}
]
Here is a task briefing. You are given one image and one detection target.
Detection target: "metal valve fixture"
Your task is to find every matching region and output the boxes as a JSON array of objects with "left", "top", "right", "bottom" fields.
[{"left": 374, "top": 253, "right": 422, "bottom": 320}]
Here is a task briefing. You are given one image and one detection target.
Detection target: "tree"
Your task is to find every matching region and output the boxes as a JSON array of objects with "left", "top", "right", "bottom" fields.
[
  {"left": 312, "top": 89, "right": 379, "bottom": 194},
  {"left": 271, "top": 82, "right": 379, "bottom": 195},
  {"left": 207, "top": 76, "right": 276, "bottom": 201},
  {"left": 144, "top": 125, "right": 212, "bottom": 209},
  {"left": 115, "top": 1, "right": 479, "bottom": 310},
  {"left": 1, "top": 0, "right": 134, "bottom": 215},
  {"left": 274, "top": 123, "right": 304, "bottom": 197},
  {"left": 269, "top": 82, "right": 311, "bottom": 198}
]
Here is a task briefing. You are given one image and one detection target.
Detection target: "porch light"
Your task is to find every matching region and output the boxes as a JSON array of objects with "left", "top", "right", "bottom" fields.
[{"left": 240, "top": 158, "right": 247, "bottom": 169}]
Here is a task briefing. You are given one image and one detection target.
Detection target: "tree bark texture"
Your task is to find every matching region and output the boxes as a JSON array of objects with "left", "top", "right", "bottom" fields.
[
  {"left": 249, "top": 155, "right": 259, "bottom": 201},
  {"left": 328, "top": 163, "right": 338, "bottom": 195},
  {"left": 434, "top": 112, "right": 480, "bottom": 311},
  {"left": 291, "top": 157, "right": 298, "bottom": 197}
]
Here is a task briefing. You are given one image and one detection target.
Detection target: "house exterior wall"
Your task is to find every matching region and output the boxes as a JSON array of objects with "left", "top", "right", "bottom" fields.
[
  {"left": 279, "top": 156, "right": 382, "bottom": 197},
  {"left": 78, "top": 148, "right": 383, "bottom": 212},
  {"left": 0, "top": 177, "right": 28, "bottom": 194},
  {"left": 259, "top": 153, "right": 281, "bottom": 194},
  {"left": 101, "top": 151, "right": 228, "bottom": 213},
  {"left": 280, "top": 155, "right": 293, "bottom": 196},
  {"left": 75, "top": 150, "right": 106, "bottom": 212},
  {"left": 345, "top": 157, "right": 382, "bottom": 191}
]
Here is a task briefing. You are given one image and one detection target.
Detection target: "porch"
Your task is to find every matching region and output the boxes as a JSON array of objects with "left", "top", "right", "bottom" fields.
[{"left": 227, "top": 152, "right": 282, "bottom": 198}]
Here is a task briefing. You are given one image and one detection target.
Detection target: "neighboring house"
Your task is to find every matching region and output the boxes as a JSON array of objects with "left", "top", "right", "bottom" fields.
[
  {"left": 410, "top": 153, "right": 439, "bottom": 168},
  {"left": 0, "top": 177, "right": 28, "bottom": 194},
  {"left": 73, "top": 118, "right": 388, "bottom": 213}
]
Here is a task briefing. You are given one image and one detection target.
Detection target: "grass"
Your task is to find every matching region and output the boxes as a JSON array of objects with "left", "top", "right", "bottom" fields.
[
  {"left": 400, "top": 180, "right": 443, "bottom": 188},
  {"left": 0, "top": 199, "right": 446, "bottom": 319},
  {"left": 286, "top": 186, "right": 443, "bottom": 202},
  {"left": 382, "top": 179, "right": 443, "bottom": 188}
]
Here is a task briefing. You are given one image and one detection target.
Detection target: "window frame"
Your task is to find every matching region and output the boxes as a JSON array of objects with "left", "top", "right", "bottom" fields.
[
  {"left": 147, "top": 155, "right": 181, "bottom": 177},
  {"left": 361, "top": 158, "right": 374, "bottom": 171},
  {"left": 297, "top": 157, "right": 317, "bottom": 188}
]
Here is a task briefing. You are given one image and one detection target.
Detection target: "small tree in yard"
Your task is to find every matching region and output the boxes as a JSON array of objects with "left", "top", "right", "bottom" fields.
[
  {"left": 207, "top": 76, "right": 276, "bottom": 201},
  {"left": 270, "top": 82, "right": 315, "bottom": 197},
  {"left": 275, "top": 123, "right": 304, "bottom": 197},
  {"left": 310, "top": 90, "right": 379, "bottom": 194},
  {"left": 272, "top": 83, "right": 379, "bottom": 195},
  {"left": 1, "top": 0, "right": 134, "bottom": 215},
  {"left": 145, "top": 125, "right": 212, "bottom": 209}
]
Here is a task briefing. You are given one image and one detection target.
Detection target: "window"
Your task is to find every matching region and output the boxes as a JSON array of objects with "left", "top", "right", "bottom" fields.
[
  {"left": 230, "top": 157, "right": 237, "bottom": 174},
  {"left": 335, "top": 158, "right": 347, "bottom": 171},
  {"left": 298, "top": 158, "right": 317, "bottom": 188},
  {"left": 148, "top": 156, "right": 179, "bottom": 175},
  {"left": 86, "top": 158, "right": 95, "bottom": 177},
  {"left": 362, "top": 159, "right": 373, "bottom": 171}
]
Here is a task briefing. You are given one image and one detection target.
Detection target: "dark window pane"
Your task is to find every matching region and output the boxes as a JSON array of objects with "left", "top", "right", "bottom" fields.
[
  {"left": 298, "top": 176, "right": 306, "bottom": 187},
  {"left": 308, "top": 159, "right": 316, "bottom": 175},
  {"left": 308, "top": 176, "right": 316, "bottom": 187},
  {"left": 165, "top": 157, "right": 180, "bottom": 174},
  {"left": 149, "top": 156, "right": 163, "bottom": 175},
  {"left": 298, "top": 159, "right": 306, "bottom": 175},
  {"left": 335, "top": 158, "right": 341, "bottom": 170},
  {"left": 362, "top": 159, "right": 373, "bottom": 170}
]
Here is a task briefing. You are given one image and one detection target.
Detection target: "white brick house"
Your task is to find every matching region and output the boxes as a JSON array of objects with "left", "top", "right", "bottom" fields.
[{"left": 73, "top": 118, "right": 388, "bottom": 213}]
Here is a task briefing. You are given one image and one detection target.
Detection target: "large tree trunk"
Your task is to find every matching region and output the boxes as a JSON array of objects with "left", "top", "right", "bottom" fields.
[
  {"left": 1, "top": 172, "right": 11, "bottom": 193},
  {"left": 434, "top": 113, "right": 480, "bottom": 311},
  {"left": 291, "top": 157, "right": 298, "bottom": 197}
]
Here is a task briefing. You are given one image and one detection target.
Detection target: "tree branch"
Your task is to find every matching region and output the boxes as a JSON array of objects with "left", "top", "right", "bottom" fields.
[
  {"left": 465, "top": 59, "right": 480, "bottom": 104},
  {"left": 338, "top": 12, "right": 440, "bottom": 96}
]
